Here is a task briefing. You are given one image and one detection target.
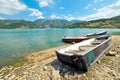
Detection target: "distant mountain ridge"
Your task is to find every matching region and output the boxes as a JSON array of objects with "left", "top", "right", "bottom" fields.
[
  {"left": 35, "top": 19, "right": 82, "bottom": 28},
  {"left": 0, "top": 19, "right": 82, "bottom": 29},
  {"left": 66, "top": 15, "right": 120, "bottom": 28},
  {"left": 0, "top": 15, "right": 120, "bottom": 29},
  {"left": 35, "top": 19, "right": 69, "bottom": 28},
  {"left": 0, "top": 20, "right": 39, "bottom": 29}
]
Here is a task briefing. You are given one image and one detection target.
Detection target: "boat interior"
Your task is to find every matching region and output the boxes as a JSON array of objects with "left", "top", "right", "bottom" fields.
[{"left": 58, "top": 38, "right": 107, "bottom": 55}]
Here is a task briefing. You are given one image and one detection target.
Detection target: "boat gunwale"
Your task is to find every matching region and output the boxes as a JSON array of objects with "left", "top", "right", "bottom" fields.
[
  {"left": 77, "top": 36, "right": 112, "bottom": 56},
  {"left": 62, "top": 37, "right": 88, "bottom": 39},
  {"left": 56, "top": 38, "right": 95, "bottom": 56}
]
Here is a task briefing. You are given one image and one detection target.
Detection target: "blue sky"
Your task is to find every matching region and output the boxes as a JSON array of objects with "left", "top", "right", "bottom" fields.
[{"left": 0, "top": 0, "right": 120, "bottom": 21}]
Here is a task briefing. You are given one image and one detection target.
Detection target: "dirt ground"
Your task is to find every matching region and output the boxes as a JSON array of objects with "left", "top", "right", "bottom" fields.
[{"left": 0, "top": 35, "right": 120, "bottom": 80}]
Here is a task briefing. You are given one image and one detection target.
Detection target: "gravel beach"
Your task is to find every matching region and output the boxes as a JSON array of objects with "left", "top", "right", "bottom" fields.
[{"left": 0, "top": 35, "right": 120, "bottom": 80}]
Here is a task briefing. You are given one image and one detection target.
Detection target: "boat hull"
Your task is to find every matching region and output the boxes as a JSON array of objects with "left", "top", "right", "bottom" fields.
[
  {"left": 56, "top": 36, "right": 111, "bottom": 71},
  {"left": 86, "top": 31, "right": 107, "bottom": 38},
  {"left": 62, "top": 37, "right": 89, "bottom": 43},
  {"left": 97, "top": 31, "right": 107, "bottom": 35}
]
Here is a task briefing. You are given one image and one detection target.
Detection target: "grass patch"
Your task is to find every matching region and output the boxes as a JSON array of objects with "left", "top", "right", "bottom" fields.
[
  {"left": 101, "top": 56, "right": 112, "bottom": 64},
  {"left": 13, "top": 59, "right": 27, "bottom": 68}
]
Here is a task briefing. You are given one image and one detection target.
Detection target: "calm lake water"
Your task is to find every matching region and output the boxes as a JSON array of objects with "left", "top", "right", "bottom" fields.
[{"left": 0, "top": 28, "right": 120, "bottom": 66}]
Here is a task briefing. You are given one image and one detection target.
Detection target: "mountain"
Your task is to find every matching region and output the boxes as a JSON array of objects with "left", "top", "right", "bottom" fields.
[
  {"left": 0, "top": 20, "right": 39, "bottom": 29},
  {"left": 0, "top": 19, "right": 82, "bottom": 29},
  {"left": 35, "top": 19, "right": 82, "bottom": 28},
  {"left": 35, "top": 19, "right": 69, "bottom": 28},
  {"left": 66, "top": 15, "right": 120, "bottom": 28},
  {"left": 0, "top": 15, "right": 120, "bottom": 29},
  {"left": 69, "top": 20, "right": 83, "bottom": 25}
]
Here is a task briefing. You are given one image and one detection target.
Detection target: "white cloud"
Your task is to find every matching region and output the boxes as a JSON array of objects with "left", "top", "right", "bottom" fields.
[
  {"left": 0, "top": 17, "right": 6, "bottom": 20},
  {"left": 93, "top": 8, "right": 97, "bottom": 10},
  {"left": 49, "top": 14, "right": 61, "bottom": 19},
  {"left": 38, "top": 0, "right": 54, "bottom": 7},
  {"left": 50, "top": 14, "right": 56, "bottom": 19},
  {"left": 93, "top": 0, "right": 103, "bottom": 4},
  {"left": 39, "top": 1, "right": 48, "bottom": 7},
  {"left": 79, "top": 0, "right": 120, "bottom": 21},
  {"left": 64, "top": 14, "right": 75, "bottom": 21},
  {"left": 85, "top": 0, "right": 103, "bottom": 10},
  {"left": 60, "top": 7, "right": 64, "bottom": 9},
  {"left": 49, "top": 14, "right": 75, "bottom": 20},
  {"left": 85, "top": 4, "right": 92, "bottom": 10},
  {"left": 0, "top": 0, "right": 27, "bottom": 15},
  {"left": 29, "top": 8, "right": 45, "bottom": 19}
]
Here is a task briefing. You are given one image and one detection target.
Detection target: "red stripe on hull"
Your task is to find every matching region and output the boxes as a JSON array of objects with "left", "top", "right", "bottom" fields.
[{"left": 62, "top": 38, "right": 88, "bottom": 43}]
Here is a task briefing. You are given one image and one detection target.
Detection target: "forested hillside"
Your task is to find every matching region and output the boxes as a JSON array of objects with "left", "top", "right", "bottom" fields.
[
  {"left": 0, "top": 20, "right": 39, "bottom": 29},
  {"left": 0, "top": 19, "right": 81, "bottom": 29},
  {"left": 0, "top": 15, "right": 120, "bottom": 29},
  {"left": 66, "top": 15, "right": 120, "bottom": 28}
]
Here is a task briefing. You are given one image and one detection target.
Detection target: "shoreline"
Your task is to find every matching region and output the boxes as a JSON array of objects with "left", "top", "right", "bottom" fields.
[
  {"left": 0, "top": 35, "right": 119, "bottom": 66},
  {"left": 24, "top": 35, "right": 119, "bottom": 62},
  {"left": 1, "top": 34, "right": 120, "bottom": 66},
  {"left": 25, "top": 44, "right": 71, "bottom": 63},
  {"left": 0, "top": 35, "right": 120, "bottom": 80}
]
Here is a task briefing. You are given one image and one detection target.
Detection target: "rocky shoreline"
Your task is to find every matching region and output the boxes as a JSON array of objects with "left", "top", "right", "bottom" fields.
[{"left": 0, "top": 35, "right": 120, "bottom": 80}]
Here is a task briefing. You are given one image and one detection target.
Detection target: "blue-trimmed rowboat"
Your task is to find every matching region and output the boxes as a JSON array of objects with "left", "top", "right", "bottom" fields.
[
  {"left": 56, "top": 35, "right": 111, "bottom": 71},
  {"left": 86, "top": 31, "right": 107, "bottom": 38},
  {"left": 97, "top": 31, "right": 107, "bottom": 35}
]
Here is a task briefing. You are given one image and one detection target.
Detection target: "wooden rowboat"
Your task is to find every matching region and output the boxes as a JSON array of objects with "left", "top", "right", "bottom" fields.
[
  {"left": 86, "top": 31, "right": 107, "bottom": 38},
  {"left": 62, "top": 36, "right": 89, "bottom": 43},
  {"left": 56, "top": 35, "right": 111, "bottom": 71}
]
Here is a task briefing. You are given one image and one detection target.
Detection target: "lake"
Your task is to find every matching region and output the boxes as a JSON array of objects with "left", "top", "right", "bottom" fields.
[{"left": 0, "top": 28, "right": 120, "bottom": 66}]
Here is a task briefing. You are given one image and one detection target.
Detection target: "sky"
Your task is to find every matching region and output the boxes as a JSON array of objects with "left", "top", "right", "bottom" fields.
[{"left": 0, "top": 0, "right": 120, "bottom": 21}]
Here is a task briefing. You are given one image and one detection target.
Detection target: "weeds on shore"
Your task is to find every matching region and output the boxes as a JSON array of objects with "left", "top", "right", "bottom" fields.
[{"left": 13, "top": 59, "right": 27, "bottom": 68}]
